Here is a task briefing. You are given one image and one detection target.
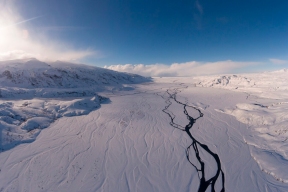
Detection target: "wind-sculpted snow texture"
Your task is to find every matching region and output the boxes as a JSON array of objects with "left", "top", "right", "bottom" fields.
[
  {"left": 0, "top": 96, "right": 106, "bottom": 151},
  {"left": 0, "top": 59, "right": 149, "bottom": 151},
  {"left": 0, "top": 71, "right": 288, "bottom": 191}
]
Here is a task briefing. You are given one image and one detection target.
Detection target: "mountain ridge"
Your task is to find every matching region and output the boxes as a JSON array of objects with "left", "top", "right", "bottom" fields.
[{"left": 0, "top": 58, "right": 149, "bottom": 89}]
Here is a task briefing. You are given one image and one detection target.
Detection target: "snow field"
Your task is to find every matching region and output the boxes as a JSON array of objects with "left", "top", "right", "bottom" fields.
[
  {"left": 1, "top": 80, "right": 286, "bottom": 191},
  {"left": 0, "top": 91, "right": 199, "bottom": 191},
  {"left": 195, "top": 69, "right": 288, "bottom": 186},
  {"left": 0, "top": 60, "right": 288, "bottom": 191}
]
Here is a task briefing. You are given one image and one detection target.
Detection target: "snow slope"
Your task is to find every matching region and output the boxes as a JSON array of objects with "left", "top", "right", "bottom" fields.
[
  {"left": 0, "top": 58, "right": 148, "bottom": 98},
  {"left": 0, "top": 59, "right": 149, "bottom": 151}
]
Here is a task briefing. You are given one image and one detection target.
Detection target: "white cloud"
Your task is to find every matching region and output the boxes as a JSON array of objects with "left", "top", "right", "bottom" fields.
[
  {"left": 195, "top": 0, "right": 203, "bottom": 15},
  {"left": 269, "top": 58, "right": 288, "bottom": 65},
  {"left": 105, "top": 60, "right": 259, "bottom": 77},
  {"left": 194, "top": 0, "right": 203, "bottom": 29},
  {"left": 0, "top": 1, "right": 96, "bottom": 61},
  {"left": 0, "top": 50, "right": 34, "bottom": 60}
]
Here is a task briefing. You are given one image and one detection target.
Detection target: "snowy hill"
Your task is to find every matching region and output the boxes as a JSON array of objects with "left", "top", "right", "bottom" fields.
[
  {"left": 0, "top": 58, "right": 149, "bottom": 98},
  {"left": 0, "top": 59, "right": 150, "bottom": 151},
  {"left": 194, "top": 69, "right": 288, "bottom": 99}
]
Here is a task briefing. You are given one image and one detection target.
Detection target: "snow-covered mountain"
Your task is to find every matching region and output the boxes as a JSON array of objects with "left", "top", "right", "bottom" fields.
[
  {"left": 0, "top": 58, "right": 150, "bottom": 151},
  {"left": 0, "top": 58, "right": 149, "bottom": 98}
]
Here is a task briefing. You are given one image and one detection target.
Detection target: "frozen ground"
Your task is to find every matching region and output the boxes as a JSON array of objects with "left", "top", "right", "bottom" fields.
[{"left": 0, "top": 61, "right": 288, "bottom": 191}]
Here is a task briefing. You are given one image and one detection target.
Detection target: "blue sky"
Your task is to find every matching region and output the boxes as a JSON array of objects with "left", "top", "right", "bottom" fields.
[{"left": 0, "top": 0, "right": 287, "bottom": 75}]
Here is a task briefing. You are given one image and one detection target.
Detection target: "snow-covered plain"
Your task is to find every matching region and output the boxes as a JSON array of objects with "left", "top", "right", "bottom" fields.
[
  {"left": 195, "top": 70, "right": 288, "bottom": 184},
  {"left": 0, "top": 60, "right": 288, "bottom": 191}
]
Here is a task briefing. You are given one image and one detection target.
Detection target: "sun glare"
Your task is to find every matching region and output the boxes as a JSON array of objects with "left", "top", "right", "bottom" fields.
[{"left": 0, "top": 2, "right": 94, "bottom": 61}]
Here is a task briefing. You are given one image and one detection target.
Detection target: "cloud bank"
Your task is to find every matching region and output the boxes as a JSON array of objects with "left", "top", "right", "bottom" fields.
[
  {"left": 105, "top": 60, "right": 258, "bottom": 77},
  {"left": 270, "top": 58, "right": 288, "bottom": 65},
  {"left": 0, "top": 1, "right": 96, "bottom": 61}
]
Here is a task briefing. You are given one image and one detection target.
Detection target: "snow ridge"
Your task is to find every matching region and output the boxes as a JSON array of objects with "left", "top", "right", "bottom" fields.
[
  {"left": 0, "top": 58, "right": 148, "bottom": 88},
  {"left": 196, "top": 74, "right": 255, "bottom": 89}
]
